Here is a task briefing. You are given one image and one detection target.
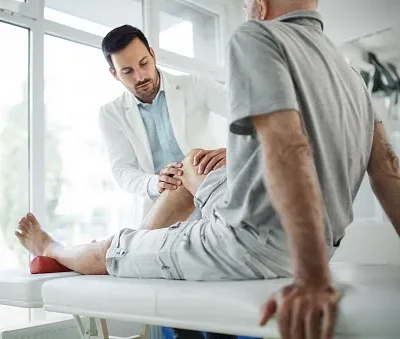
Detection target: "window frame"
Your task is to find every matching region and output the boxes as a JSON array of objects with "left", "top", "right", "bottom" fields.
[
  {"left": 147, "top": 0, "right": 227, "bottom": 81},
  {"left": 0, "top": 0, "right": 39, "bottom": 19}
]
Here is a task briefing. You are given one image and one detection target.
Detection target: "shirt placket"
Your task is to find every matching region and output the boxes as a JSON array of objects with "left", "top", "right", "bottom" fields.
[{"left": 156, "top": 102, "right": 173, "bottom": 161}]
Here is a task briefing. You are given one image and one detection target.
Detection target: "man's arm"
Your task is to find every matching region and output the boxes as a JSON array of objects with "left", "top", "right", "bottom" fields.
[
  {"left": 253, "top": 111, "right": 330, "bottom": 285},
  {"left": 368, "top": 122, "right": 400, "bottom": 236},
  {"left": 254, "top": 111, "right": 339, "bottom": 338},
  {"left": 189, "top": 76, "right": 229, "bottom": 174},
  {"left": 192, "top": 75, "right": 229, "bottom": 118}
]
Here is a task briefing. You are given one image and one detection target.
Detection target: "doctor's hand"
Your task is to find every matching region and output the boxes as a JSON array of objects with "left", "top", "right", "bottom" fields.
[
  {"left": 158, "top": 162, "right": 184, "bottom": 193},
  {"left": 193, "top": 148, "right": 227, "bottom": 175},
  {"left": 260, "top": 282, "right": 341, "bottom": 339}
]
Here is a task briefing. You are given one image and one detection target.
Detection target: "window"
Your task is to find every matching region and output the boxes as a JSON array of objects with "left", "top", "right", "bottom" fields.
[
  {"left": 158, "top": 65, "right": 188, "bottom": 76},
  {"left": 0, "top": 22, "right": 29, "bottom": 271},
  {"left": 44, "top": 0, "right": 143, "bottom": 36},
  {"left": 158, "top": 0, "right": 219, "bottom": 63},
  {"left": 0, "top": 0, "right": 25, "bottom": 9},
  {"left": 0, "top": 0, "right": 232, "bottom": 326},
  {"left": 0, "top": 0, "right": 38, "bottom": 18},
  {"left": 44, "top": 35, "right": 139, "bottom": 247},
  {"left": 0, "top": 21, "right": 30, "bottom": 326}
]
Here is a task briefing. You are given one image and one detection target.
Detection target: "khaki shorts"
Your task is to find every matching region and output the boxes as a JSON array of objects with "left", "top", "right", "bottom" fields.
[{"left": 106, "top": 168, "right": 294, "bottom": 281}]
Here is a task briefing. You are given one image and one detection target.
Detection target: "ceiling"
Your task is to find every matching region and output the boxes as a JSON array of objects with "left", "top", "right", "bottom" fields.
[
  {"left": 45, "top": 0, "right": 400, "bottom": 66},
  {"left": 46, "top": 0, "right": 143, "bottom": 30},
  {"left": 317, "top": 0, "right": 400, "bottom": 66},
  {"left": 352, "top": 26, "right": 400, "bottom": 65}
]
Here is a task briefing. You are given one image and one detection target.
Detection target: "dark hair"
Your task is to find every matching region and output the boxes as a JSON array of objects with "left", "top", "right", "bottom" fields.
[{"left": 101, "top": 25, "right": 151, "bottom": 68}]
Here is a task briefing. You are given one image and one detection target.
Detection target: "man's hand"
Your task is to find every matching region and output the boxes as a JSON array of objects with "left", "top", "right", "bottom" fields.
[
  {"left": 158, "top": 162, "right": 184, "bottom": 193},
  {"left": 193, "top": 148, "right": 227, "bottom": 175},
  {"left": 253, "top": 111, "right": 338, "bottom": 338},
  {"left": 260, "top": 283, "right": 341, "bottom": 339}
]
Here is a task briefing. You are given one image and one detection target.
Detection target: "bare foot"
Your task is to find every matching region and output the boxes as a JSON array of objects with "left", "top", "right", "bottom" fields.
[{"left": 15, "top": 213, "right": 60, "bottom": 257}]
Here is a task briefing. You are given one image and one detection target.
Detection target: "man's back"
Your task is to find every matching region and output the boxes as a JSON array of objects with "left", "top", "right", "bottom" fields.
[{"left": 217, "top": 10, "right": 375, "bottom": 254}]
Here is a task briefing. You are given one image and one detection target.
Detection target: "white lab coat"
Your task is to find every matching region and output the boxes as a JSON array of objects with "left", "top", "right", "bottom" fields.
[{"left": 99, "top": 70, "right": 228, "bottom": 220}]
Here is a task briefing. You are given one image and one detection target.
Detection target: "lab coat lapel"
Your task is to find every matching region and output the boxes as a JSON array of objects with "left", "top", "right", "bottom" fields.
[
  {"left": 162, "top": 71, "right": 190, "bottom": 154},
  {"left": 124, "top": 93, "right": 154, "bottom": 173}
]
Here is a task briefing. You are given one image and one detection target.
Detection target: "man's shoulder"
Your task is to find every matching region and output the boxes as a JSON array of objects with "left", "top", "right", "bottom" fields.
[
  {"left": 228, "top": 20, "right": 280, "bottom": 54},
  {"left": 161, "top": 69, "right": 193, "bottom": 89},
  {"left": 231, "top": 20, "right": 276, "bottom": 40},
  {"left": 162, "top": 70, "right": 218, "bottom": 97}
]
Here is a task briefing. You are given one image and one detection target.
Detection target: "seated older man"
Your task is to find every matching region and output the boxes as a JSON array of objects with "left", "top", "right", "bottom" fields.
[{"left": 16, "top": 0, "right": 400, "bottom": 338}]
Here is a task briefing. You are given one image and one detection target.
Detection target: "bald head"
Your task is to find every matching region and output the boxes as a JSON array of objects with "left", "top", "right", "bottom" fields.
[{"left": 244, "top": 0, "right": 318, "bottom": 21}]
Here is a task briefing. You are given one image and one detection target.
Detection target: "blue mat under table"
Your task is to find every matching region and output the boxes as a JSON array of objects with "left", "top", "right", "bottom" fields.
[{"left": 161, "top": 327, "right": 261, "bottom": 339}]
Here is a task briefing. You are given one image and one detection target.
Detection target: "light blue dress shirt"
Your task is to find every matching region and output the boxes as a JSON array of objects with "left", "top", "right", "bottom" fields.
[{"left": 136, "top": 76, "right": 185, "bottom": 197}]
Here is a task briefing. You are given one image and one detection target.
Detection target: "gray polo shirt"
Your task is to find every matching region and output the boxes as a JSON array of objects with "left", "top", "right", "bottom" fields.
[{"left": 214, "top": 10, "right": 376, "bottom": 250}]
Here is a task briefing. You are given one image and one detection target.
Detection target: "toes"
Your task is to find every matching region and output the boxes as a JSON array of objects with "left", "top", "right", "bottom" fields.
[
  {"left": 15, "top": 231, "right": 23, "bottom": 240},
  {"left": 20, "top": 217, "right": 30, "bottom": 226},
  {"left": 26, "top": 213, "right": 39, "bottom": 226},
  {"left": 18, "top": 223, "right": 27, "bottom": 233},
  {"left": 19, "top": 218, "right": 31, "bottom": 232}
]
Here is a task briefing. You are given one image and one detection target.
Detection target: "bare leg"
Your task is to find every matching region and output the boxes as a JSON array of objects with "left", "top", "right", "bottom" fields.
[
  {"left": 140, "top": 185, "right": 196, "bottom": 230},
  {"left": 15, "top": 150, "right": 209, "bottom": 275},
  {"left": 16, "top": 213, "right": 110, "bottom": 275},
  {"left": 180, "top": 149, "right": 208, "bottom": 196},
  {"left": 140, "top": 149, "right": 207, "bottom": 230}
]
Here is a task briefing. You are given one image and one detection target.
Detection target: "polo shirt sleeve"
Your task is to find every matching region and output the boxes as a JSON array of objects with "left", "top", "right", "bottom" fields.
[{"left": 227, "top": 20, "right": 299, "bottom": 135}]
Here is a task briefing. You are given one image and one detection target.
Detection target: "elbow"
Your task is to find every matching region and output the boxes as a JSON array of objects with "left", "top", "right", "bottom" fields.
[
  {"left": 368, "top": 155, "right": 400, "bottom": 185},
  {"left": 270, "top": 136, "right": 313, "bottom": 165},
  {"left": 111, "top": 167, "right": 126, "bottom": 189},
  {"left": 112, "top": 166, "right": 152, "bottom": 199},
  {"left": 367, "top": 136, "right": 400, "bottom": 184},
  {"left": 368, "top": 165, "right": 400, "bottom": 198},
  {"left": 111, "top": 166, "right": 132, "bottom": 188}
]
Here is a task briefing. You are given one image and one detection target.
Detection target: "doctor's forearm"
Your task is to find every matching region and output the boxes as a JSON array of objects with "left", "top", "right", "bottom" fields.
[
  {"left": 147, "top": 175, "right": 161, "bottom": 200},
  {"left": 113, "top": 167, "right": 158, "bottom": 199}
]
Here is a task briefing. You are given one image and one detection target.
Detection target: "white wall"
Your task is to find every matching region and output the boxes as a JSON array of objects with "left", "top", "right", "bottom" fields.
[
  {"left": 331, "top": 219, "right": 400, "bottom": 266},
  {"left": 226, "top": 0, "right": 244, "bottom": 37},
  {"left": 224, "top": 0, "right": 400, "bottom": 47},
  {"left": 332, "top": 11, "right": 400, "bottom": 263},
  {"left": 46, "top": 0, "right": 143, "bottom": 29},
  {"left": 319, "top": 0, "right": 400, "bottom": 46}
]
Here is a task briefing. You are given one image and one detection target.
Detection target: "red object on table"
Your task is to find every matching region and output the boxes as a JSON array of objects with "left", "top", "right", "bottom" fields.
[{"left": 30, "top": 256, "right": 72, "bottom": 274}]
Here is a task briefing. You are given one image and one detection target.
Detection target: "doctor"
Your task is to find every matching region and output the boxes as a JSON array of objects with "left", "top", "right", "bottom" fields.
[
  {"left": 99, "top": 25, "right": 228, "bottom": 220},
  {"left": 99, "top": 25, "right": 233, "bottom": 339}
]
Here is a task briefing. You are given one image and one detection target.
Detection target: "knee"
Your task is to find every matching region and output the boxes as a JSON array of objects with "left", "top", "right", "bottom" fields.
[
  {"left": 103, "top": 237, "right": 113, "bottom": 251},
  {"left": 161, "top": 183, "right": 192, "bottom": 199},
  {"left": 179, "top": 149, "right": 207, "bottom": 195},
  {"left": 98, "top": 237, "right": 113, "bottom": 275},
  {"left": 182, "top": 149, "right": 202, "bottom": 168}
]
